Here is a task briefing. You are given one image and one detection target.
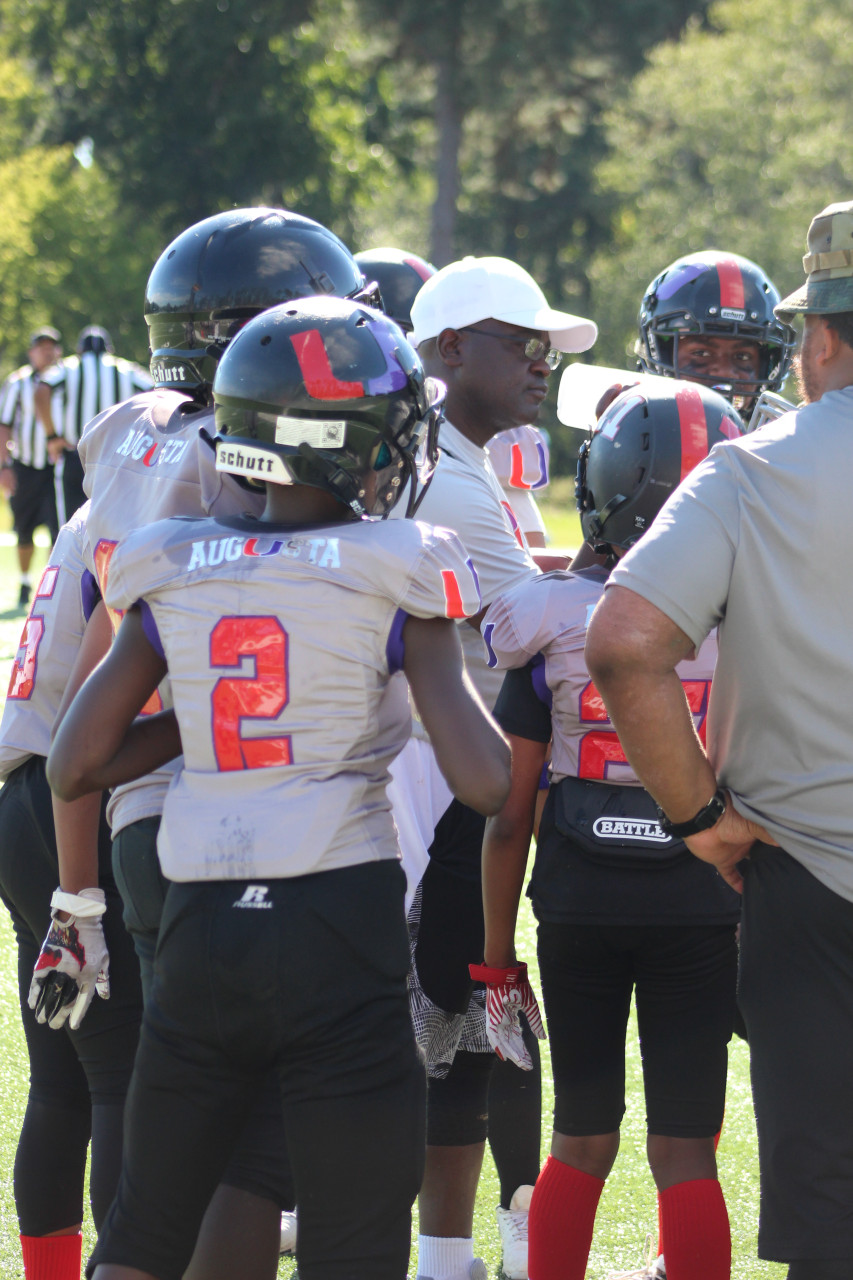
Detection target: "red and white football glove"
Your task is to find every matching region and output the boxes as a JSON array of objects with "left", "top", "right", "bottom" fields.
[
  {"left": 29, "top": 888, "right": 110, "bottom": 1031},
  {"left": 468, "top": 961, "right": 546, "bottom": 1071}
]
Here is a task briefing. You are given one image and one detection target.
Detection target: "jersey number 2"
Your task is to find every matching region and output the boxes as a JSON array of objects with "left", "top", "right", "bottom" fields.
[
  {"left": 578, "top": 679, "right": 710, "bottom": 780},
  {"left": 210, "top": 616, "right": 293, "bottom": 771}
]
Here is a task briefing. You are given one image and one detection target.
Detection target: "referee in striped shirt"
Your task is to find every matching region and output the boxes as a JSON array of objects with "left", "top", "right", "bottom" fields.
[
  {"left": 36, "top": 325, "right": 153, "bottom": 524},
  {"left": 0, "top": 327, "right": 63, "bottom": 607}
]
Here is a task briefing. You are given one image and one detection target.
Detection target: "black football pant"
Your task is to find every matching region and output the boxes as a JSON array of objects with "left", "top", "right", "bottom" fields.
[
  {"left": 88, "top": 860, "right": 425, "bottom": 1280},
  {"left": 0, "top": 756, "right": 142, "bottom": 1233}
]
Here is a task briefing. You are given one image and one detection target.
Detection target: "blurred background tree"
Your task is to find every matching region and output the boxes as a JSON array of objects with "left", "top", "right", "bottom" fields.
[{"left": 0, "top": 0, "right": 850, "bottom": 471}]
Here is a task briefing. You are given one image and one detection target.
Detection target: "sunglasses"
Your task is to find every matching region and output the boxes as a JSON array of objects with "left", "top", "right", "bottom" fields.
[{"left": 461, "top": 326, "right": 563, "bottom": 370}]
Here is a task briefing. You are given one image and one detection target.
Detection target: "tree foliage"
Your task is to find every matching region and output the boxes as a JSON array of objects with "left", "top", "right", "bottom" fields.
[
  {"left": 4, "top": 0, "right": 393, "bottom": 249},
  {"left": 587, "top": 0, "right": 853, "bottom": 369},
  {"left": 0, "top": 51, "right": 161, "bottom": 375}
]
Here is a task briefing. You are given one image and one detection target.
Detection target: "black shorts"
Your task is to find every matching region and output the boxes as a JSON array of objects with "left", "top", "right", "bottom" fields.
[
  {"left": 740, "top": 843, "right": 853, "bottom": 1262},
  {"left": 537, "top": 919, "right": 736, "bottom": 1138},
  {"left": 88, "top": 860, "right": 425, "bottom": 1280},
  {"left": 112, "top": 813, "right": 293, "bottom": 1208},
  {"left": 10, "top": 461, "right": 59, "bottom": 546}
]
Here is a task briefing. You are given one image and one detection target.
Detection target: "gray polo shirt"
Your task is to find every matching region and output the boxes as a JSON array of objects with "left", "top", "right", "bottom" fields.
[{"left": 609, "top": 385, "right": 853, "bottom": 901}]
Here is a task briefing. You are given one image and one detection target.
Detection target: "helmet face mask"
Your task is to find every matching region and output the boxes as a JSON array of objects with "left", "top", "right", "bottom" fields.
[
  {"left": 212, "top": 297, "right": 443, "bottom": 519},
  {"left": 637, "top": 251, "right": 797, "bottom": 418},
  {"left": 145, "top": 208, "right": 369, "bottom": 399},
  {"left": 576, "top": 380, "right": 743, "bottom": 553}
]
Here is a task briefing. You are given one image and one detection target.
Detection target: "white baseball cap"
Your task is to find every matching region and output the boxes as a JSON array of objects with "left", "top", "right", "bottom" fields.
[{"left": 410, "top": 255, "right": 598, "bottom": 353}]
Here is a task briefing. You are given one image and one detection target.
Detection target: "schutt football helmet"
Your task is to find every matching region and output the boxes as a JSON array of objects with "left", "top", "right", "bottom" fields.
[
  {"left": 212, "top": 296, "right": 444, "bottom": 519},
  {"left": 576, "top": 380, "right": 743, "bottom": 552},
  {"left": 637, "top": 250, "right": 796, "bottom": 417},
  {"left": 354, "top": 247, "right": 436, "bottom": 333},
  {"left": 145, "top": 207, "right": 378, "bottom": 399}
]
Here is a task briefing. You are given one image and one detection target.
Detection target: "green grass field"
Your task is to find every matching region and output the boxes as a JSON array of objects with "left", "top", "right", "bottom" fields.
[{"left": 0, "top": 513, "right": 786, "bottom": 1279}]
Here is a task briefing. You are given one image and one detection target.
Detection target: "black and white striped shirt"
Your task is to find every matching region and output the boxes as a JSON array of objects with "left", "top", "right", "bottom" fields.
[
  {"left": 43, "top": 350, "right": 153, "bottom": 447},
  {"left": 0, "top": 365, "right": 50, "bottom": 469}
]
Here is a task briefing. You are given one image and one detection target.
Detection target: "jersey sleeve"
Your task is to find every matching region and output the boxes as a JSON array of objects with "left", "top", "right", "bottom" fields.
[
  {"left": 0, "top": 374, "right": 20, "bottom": 427},
  {"left": 481, "top": 574, "right": 574, "bottom": 671},
  {"left": 397, "top": 524, "right": 483, "bottom": 620},
  {"left": 493, "top": 660, "right": 553, "bottom": 743},
  {"left": 101, "top": 524, "right": 166, "bottom": 614}
]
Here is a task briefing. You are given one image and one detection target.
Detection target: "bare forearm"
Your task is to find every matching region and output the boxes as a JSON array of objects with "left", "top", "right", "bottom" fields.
[
  {"left": 49, "top": 709, "right": 181, "bottom": 800},
  {"left": 482, "top": 735, "right": 545, "bottom": 966},
  {"left": 482, "top": 818, "right": 529, "bottom": 967},
  {"left": 53, "top": 792, "right": 104, "bottom": 892}
]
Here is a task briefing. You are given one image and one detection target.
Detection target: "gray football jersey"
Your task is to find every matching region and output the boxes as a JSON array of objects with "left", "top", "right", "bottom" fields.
[
  {"left": 0, "top": 504, "right": 95, "bottom": 779},
  {"left": 106, "top": 514, "right": 482, "bottom": 882},
  {"left": 483, "top": 570, "right": 717, "bottom": 784},
  {"left": 79, "top": 390, "right": 264, "bottom": 834}
]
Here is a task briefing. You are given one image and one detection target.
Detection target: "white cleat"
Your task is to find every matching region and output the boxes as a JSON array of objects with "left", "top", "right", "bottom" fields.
[
  {"left": 279, "top": 1208, "right": 298, "bottom": 1255},
  {"left": 496, "top": 1184, "right": 534, "bottom": 1280}
]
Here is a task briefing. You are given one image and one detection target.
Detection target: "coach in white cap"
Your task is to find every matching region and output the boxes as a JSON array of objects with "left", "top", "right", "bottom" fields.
[{"left": 391, "top": 256, "right": 596, "bottom": 1280}]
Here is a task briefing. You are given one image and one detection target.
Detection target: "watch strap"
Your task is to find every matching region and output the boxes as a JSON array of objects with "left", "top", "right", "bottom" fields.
[{"left": 657, "top": 788, "right": 726, "bottom": 838}]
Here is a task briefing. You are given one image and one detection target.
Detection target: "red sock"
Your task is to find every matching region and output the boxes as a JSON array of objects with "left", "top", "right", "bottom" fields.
[
  {"left": 658, "top": 1178, "right": 730, "bottom": 1280},
  {"left": 528, "top": 1156, "right": 604, "bottom": 1280},
  {"left": 657, "top": 1125, "right": 723, "bottom": 1257},
  {"left": 20, "top": 1233, "right": 82, "bottom": 1280}
]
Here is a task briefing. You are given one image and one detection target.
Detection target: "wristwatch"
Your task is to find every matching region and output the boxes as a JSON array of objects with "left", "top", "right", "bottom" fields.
[{"left": 657, "top": 788, "right": 726, "bottom": 838}]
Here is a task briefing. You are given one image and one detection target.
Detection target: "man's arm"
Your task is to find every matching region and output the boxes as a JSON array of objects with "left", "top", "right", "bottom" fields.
[
  {"left": 34, "top": 382, "right": 68, "bottom": 464},
  {"left": 585, "top": 584, "right": 772, "bottom": 891}
]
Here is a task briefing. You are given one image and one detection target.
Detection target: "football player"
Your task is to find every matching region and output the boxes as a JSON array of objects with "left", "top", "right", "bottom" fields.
[
  {"left": 32, "top": 206, "right": 379, "bottom": 1278},
  {"left": 477, "top": 382, "right": 744, "bottom": 1280},
  {"left": 46, "top": 296, "right": 511, "bottom": 1280},
  {"left": 637, "top": 250, "right": 796, "bottom": 422},
  {"left": 0, "top": 502, "right": 143, "bottom": 1280}
]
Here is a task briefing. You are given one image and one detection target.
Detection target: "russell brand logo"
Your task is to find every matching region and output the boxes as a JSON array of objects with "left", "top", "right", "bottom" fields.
[{"left": 233, "top": 884, "right": 274, "bottom": 909}]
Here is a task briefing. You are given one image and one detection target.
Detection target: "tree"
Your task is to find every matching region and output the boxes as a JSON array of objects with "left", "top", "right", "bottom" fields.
[
  {"left": 3, "top": 0, "right": 394, "bottom": 250},
  {"left": 355, "top": 0, "right": 710, "bottom": 276},
  {"left": 0, "top": 52, "right": 161, "bottom": 375},
  {"left": 588, "top": 0, "right": 853, "bottom": 370}
]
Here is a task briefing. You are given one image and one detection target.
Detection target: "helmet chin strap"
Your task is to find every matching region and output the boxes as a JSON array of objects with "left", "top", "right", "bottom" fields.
[{"left": 296, "top": 442, "right": 367, "bottom": 518}]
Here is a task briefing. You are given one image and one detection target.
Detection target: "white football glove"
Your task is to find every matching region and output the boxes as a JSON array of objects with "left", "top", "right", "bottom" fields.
[
  {"left": 468, "top": 961, "right": 546, "bottom": 1071},
  {"left": 29, "top": 888, "right": 109, "bottom": 1031}
]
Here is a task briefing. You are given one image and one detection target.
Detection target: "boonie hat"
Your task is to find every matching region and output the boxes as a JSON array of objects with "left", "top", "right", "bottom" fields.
[
  {"left": 28, "top": 325, "right": 62, "bottom": 346},
  {"left": 410, "top": 255, "right": 598, "bottom": 353},
  {"left": 776, "top": 200, "right": 853, "bottom": 318}
]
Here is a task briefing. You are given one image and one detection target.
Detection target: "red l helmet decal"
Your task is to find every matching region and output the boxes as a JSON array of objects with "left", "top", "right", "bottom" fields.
[{"left": 290, "top": 329, "right": 365, "bottom": 400}]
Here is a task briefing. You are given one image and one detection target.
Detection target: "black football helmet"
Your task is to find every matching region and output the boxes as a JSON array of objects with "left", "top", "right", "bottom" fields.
[
  {"left": 354, "top": 247, "right": 436, "bottom": 332},
  {"left": 637, "top": 250, "right": 796, "bottom": 417},
  {"left": 212, "top": 297, "right": 444, "bottom": 519},
  {"left": 576, "top": 380, "right": 743, "bottom": 551},
  {"left": 145, "top": 207, "right": 379, "bottom": 399}
]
